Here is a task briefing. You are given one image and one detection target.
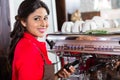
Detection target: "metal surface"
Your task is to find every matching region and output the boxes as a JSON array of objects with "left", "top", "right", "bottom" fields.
[
  {"left": 46, "top": 33, "right": 120, "bottom": 55},
  {"left": 46, "top": 33, "right": 120, "bottom": 80}
]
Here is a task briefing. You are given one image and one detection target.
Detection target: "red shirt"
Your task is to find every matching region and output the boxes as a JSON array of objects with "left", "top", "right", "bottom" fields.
[{"left": 12, "top": 32, "right": 52, "bottom": 80}]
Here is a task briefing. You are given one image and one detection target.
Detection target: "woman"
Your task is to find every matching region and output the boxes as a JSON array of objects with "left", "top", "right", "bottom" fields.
[{"left": 8, "top": 0, "right": 75, "bottom": 80}]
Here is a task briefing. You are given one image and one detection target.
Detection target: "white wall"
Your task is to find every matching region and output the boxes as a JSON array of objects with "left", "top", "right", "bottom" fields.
[
  {"left": 9, "top": 0, "right": 23, "bottom": 31},
  {"left": 42, "top": 0, "right": 58, "bottom": 33}
]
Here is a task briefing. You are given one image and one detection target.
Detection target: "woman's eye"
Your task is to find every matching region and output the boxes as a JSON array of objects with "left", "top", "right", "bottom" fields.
[
  {"left": 44, "top": 17, "right": 48, "bottom": 20},
  {"left": 34, "top": 16, "right": 48, "bottom": 21},
  {"left": 34, "top": 17, "right": 40, "bottom": 21}
]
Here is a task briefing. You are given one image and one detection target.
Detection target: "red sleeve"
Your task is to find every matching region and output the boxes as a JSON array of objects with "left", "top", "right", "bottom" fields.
[{"left": 14, "top": 44, "right": 44, "bottom": 80}]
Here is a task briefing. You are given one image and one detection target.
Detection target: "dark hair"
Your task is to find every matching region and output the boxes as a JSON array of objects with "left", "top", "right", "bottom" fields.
[{"left": 8, "top": 0, "right": 50, "bottom": 65}]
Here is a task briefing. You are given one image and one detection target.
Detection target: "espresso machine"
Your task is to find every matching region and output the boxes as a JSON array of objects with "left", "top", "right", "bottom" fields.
[{"left": 46, "top": 32, "right": 120, "bottom": 80}]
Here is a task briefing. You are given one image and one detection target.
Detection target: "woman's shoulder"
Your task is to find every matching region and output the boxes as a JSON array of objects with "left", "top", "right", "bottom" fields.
[
  {"left": 18, "top": 38, "right": 33, "bottom": 47},
  {"left": 14, "top": 38, "right": 42, "bottom": 61},
  {"left": 15, "top": 38, "right": 37, "bottom": 53}
]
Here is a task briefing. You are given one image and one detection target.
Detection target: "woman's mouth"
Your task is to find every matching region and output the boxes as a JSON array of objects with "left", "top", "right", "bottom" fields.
[{"left": 38, "top": 28, "right": 46, "bottom": 33}]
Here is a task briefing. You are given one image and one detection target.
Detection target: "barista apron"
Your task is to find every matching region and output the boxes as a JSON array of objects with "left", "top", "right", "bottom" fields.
[
  {"left": 40, "top": 51, "right": 55, "bottom": 80},
  {"left": 31, "top": 41, "right": 55, "bottom": 80}
]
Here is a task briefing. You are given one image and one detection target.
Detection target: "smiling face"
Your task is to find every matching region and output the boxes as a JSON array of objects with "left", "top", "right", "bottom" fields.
[{"left": 21, "top": 7, "right": 49, "bottom": 38}]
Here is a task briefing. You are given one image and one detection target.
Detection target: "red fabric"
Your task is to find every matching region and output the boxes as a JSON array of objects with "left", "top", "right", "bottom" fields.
[{"left": 12, "top": 32, "right": 52, "bottom": 80}]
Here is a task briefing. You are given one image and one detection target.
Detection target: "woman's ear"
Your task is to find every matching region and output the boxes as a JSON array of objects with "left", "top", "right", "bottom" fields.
[{"left": 21, "top": 20, "right": 27, "bottom": 27}]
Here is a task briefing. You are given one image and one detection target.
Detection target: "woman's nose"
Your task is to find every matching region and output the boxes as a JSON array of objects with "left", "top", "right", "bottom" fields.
[{"left": 40, "top": 20, "right": 46, "bottom": 27}]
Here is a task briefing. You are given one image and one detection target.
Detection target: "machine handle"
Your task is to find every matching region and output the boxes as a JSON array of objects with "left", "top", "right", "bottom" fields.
[{"left": 64, "top": 60, "right": 79, "bottom": 71}]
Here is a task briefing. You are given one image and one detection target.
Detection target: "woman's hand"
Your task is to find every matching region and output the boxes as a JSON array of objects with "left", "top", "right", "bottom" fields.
[{"left": 55, "top": 65, "right": 75, "bottom": 80}]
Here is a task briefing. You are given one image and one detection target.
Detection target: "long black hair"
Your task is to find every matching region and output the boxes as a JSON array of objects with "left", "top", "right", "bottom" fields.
[{"left": 8, "top": 0, "right": 50, "bottom": 65}]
